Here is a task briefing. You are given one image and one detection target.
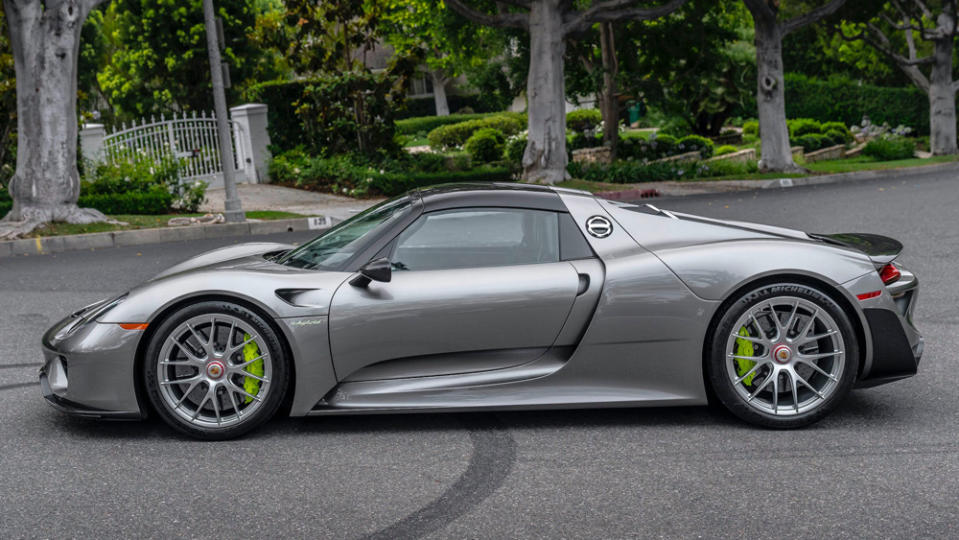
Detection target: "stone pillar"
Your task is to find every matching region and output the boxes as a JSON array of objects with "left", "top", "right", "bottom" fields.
[
  {"left": 229, "top": 103, "right": 271, "bottom": 184},
  {"left": 79, "top": 123, "right": 107, "bottom": 166}
]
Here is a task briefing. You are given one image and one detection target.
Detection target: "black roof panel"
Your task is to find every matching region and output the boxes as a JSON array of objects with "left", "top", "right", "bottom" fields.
[{"left": 415, "top": 182, "right": 569, "bottom": 212}]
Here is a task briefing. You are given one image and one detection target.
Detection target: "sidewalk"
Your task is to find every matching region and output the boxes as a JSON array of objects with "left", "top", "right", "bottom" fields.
[{"left": 202, "top": 184, "right": 383, "bottom": 221}]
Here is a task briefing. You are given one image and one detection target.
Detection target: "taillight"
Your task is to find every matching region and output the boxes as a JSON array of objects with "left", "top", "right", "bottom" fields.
[{"left": 879, "top": 264, "right": 901, "bottom": 285}]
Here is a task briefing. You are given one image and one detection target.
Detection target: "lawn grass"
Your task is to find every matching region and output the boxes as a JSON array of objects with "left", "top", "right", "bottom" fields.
[
  {"left": 803, "top": 153, "right": 959, "bottom": 174},
  {"left": 402, "top": 136, "right": 430, "bottom": 148},
  {"left": 26, "top": 210, "right": 309, "bottom": 238},
  {"left": 558, "top": 153, "right": 958, "bottom": 193}
]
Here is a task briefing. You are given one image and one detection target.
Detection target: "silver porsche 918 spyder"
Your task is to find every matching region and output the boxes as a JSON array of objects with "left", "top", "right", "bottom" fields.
[{"left": 40, "top": 183, "right": 922, "bottom": 439}]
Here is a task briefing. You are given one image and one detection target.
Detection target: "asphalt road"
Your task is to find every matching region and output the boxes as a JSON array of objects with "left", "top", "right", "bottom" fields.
[{"left": 1, "top": 167, "right": 958, "bottom": 538}]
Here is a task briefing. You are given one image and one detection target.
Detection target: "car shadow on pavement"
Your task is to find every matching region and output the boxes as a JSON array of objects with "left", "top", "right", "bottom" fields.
[{"left": 39, "top": 389, "right": 893, "bottom": 441}]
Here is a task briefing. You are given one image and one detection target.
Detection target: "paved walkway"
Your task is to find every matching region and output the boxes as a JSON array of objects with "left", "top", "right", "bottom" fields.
[{"left": 202, "top": 184, "right": 383, "bottom": 221}]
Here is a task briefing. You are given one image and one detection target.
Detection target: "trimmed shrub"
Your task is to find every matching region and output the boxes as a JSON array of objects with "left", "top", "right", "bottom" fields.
[
  {"left": 505, "top": 134, "right": 527, "bottom": 167},
  {"left": 428, "top": 115, "right": 524, "bottom": 149},
  {"left": 268, "top": 149, "right": 514, "bottom": 197},
  {"left": 2, "top": 190, "right": 176, "bottom": 216},
  {"left": 465, "top": 128, "right": 506, "bottom": 163},
  {"left": 566, "top": 109, "right": 603, "bottom": 132},
  {"left": 715, "top": 145, "right": 738, "bottom": 156},
  {"left": 788, "top": 118, "right": 823, "bottom": 137},
  {"left": 618, "top": 133, "right": 678, "bottom": 162},
  {"left": 370, "top": 168, "right": 513, "bottom": 196},
  {"left": 862, "top": 136, "right": 916, "bottom": 161},
  {"left": 568, "top": 157, "right": 757, "bottom": 184},
  {"left": 823, "top": 129, "right": 849, "bottom": 147},
  {"left": 77, "top": 191, "right": 174, "bottom": 215},
  {"left": 396, "top": 113, "right": 504, "bottom": 136},
  {"left": 568, "top": 130, "right": 604, "bottom": 151},
  {"left": 794, "top": 134, "right": 831, "bottom": 152},
  {"left": 821, "top": 121, "right": 853, "bottom": 142},
  {"left": 267, "top": 147, "right": 312, "bottom": 185},
  {"left": 678, "top": 135, "right": 714, "bottom": 158},
  {"left": 84, "top": 155, "right": 206, "bottom": 212},
  {"left": 742, "top": 120, "right": 759, "bottom": 136}
]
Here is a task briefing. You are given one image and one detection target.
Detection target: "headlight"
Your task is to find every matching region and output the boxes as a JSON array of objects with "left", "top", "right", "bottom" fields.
[{"left": 71, "top": 294, "right": 128, "bottom": 328}]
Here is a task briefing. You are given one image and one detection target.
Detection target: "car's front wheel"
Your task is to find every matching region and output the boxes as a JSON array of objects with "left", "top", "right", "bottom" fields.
[
  {"left": 143, "top": 301, "right": 290, "bottom": 439},
  {"left": 707, "top": 283, "right": 859, "bottom": 428}
]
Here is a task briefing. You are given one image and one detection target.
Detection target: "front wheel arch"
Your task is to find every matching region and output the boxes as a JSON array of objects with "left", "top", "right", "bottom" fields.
[
  {"left": 133, "top": 293, "right": 297, "bottom": 420},
  {"left": 700, "top": 273, "right": 867, "bottom": 403}
]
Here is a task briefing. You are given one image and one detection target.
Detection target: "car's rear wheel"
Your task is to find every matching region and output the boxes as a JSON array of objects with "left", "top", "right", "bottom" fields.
[
  {"left": 707, "top": 283, "right": 858, "bottom": 428},
  {"left": 143, "top": 301, "right": 289, "bottom": 439}
]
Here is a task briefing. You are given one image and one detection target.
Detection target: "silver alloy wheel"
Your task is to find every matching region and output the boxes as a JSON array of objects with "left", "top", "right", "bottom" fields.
[
  {"left": 156, "top": 314, "right": 272, "bottom": 428},
  {"left": 724, "top": 296, "right": 845, "bottom": 416}
]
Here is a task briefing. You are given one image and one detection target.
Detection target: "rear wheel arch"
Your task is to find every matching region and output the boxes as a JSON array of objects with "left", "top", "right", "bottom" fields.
[
  {"left": 133, "top": 293, "right": 297, "bottom": 419},
  {"left": 701, "top": 273, "right": 868, "bottom": 398}
]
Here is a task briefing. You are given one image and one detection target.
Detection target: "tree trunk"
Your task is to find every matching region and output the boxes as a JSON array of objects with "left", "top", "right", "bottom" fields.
[
  {"left": 1, "top": 0, "right": 113, "bottom": 236},
  {"left": 598, "top": 22, "right": 618, "bottom": 158},
  {"left": 753, "top": 19, "right": 800, "bottom": 172},
  {"left": 522, "top": 0, "right": 568, "bottom": 185},
  {"left": 430, "top": 71, "right": 450, "bottom": 116},
  {"left": 929, "top": 33, "right": 958, "bottom": 155}
]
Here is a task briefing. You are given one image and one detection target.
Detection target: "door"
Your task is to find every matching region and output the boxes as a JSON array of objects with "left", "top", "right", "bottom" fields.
[{"left": 329, "top": 207, "right": 582, "bottom": 381}]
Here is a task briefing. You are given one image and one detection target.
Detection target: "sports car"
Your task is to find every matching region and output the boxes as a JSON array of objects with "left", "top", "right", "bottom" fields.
[{"left": 39, "top": 183, "right": 923, "bottom": 439}]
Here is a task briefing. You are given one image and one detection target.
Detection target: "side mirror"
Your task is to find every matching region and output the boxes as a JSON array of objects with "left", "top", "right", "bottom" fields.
[{"left": 350, "top": 257, "right": 392, "bottom": 288}]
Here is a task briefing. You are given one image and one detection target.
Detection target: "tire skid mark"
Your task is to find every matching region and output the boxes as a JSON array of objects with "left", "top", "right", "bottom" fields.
[
  {"left": 0, "top": 381, "right": 38, "bottom": 392},
  {"left": 0, "top": 362, "right": 43, "bottom": 370},
  {"left": 363, "top": 414, "right": 517, "bottom": 540}
]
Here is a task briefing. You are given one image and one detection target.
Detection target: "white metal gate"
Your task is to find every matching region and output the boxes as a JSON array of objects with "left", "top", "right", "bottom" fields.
[{"left": 100, "top": 111, "right": 250, "bottom": 187}]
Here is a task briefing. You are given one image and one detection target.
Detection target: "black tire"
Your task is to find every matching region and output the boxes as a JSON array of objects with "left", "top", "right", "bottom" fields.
[
  {"left": 143, "top": 301, "right": 290, "bottom": 440},
  {"left": 706, "top": 283, "right": 859, "bottom": 429}
]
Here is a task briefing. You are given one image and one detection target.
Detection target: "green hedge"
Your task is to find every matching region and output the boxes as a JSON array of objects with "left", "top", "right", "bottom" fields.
[
  {"left": 78, "top": 191, "right": 174, "bottom": 215},
  {"left": 397, "top": 113, "right": 502, "bottom": 136},
  {"left": 246, "top": 79, "right": 315, "bottom": 153},
  {"left": 793, "top": 133, "right": 832, "bottom": 152},
  {"left": 245, "top": 74, "right": 403, "bottom": 156},
  {"left": 568, "top": 158, "right": 757, "bottom": 184},
  {"left": 0, "top": 191, "right": 173, "bottom": 217},
  {"left": 269, "top": 149, "right": 513, "bottom": 197},
  {"left": 371, "top": 168, "right": 513, "bottom": 196},
  {"left": 784, "top": 74, "right": 929, "bottom": 133}
]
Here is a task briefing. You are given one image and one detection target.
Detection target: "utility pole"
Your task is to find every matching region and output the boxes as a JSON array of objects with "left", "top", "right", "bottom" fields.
[{"left": 202, "top": 0, "right": 244, "bottom": 223}]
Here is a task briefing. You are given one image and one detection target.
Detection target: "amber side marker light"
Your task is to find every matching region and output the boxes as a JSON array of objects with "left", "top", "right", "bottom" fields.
[{"left": 118, "top": 323, "right": 149, "bottom": 331}]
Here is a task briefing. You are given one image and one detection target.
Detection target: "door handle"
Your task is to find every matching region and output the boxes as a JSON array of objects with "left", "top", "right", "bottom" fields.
[{"left": 577, "top": 273, "right": 590, "bottom": 296}]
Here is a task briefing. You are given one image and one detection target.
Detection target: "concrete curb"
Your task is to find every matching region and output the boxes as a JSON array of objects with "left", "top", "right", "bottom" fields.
[
  {"left": 596, "top": 160, "right": 959, "bottom": 200},
  {"left": 0, "top": 216, "right": 335, "bottom": 258}
]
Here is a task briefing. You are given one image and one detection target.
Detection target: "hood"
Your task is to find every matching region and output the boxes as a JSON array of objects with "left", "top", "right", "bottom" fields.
[{"left": 151, "top": 242, "right": 294, "bottom": 281}]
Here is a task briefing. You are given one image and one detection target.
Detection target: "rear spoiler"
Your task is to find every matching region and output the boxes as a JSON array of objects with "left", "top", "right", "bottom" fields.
[{"left": 808, "top": 233, "right": 903, "bottom": 267}]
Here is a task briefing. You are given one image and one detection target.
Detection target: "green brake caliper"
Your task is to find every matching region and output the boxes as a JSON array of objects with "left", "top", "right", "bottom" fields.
[
  {"left": 242, "top": 333, "right": 264, "bottom": 404},
  {"left": 735, "top": 326, "right": 757, "bottom": 386}
]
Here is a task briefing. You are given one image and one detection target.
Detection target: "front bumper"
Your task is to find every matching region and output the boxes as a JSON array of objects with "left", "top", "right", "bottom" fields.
[{"left": 39, "top": 313, "right": 146, "bottom": 419}]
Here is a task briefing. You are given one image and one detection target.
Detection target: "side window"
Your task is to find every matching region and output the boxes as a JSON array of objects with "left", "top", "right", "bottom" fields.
[
  {"left": 392, "top": 208, "right": 560, "bottom": 271},
  {"left": 559, "top": 212, "right": 596, "bottom": 261}
]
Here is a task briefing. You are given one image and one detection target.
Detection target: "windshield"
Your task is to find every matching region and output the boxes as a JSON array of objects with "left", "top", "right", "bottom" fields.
[{"left": 276, "top": 195, "right": 412, "bottom": 270}]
